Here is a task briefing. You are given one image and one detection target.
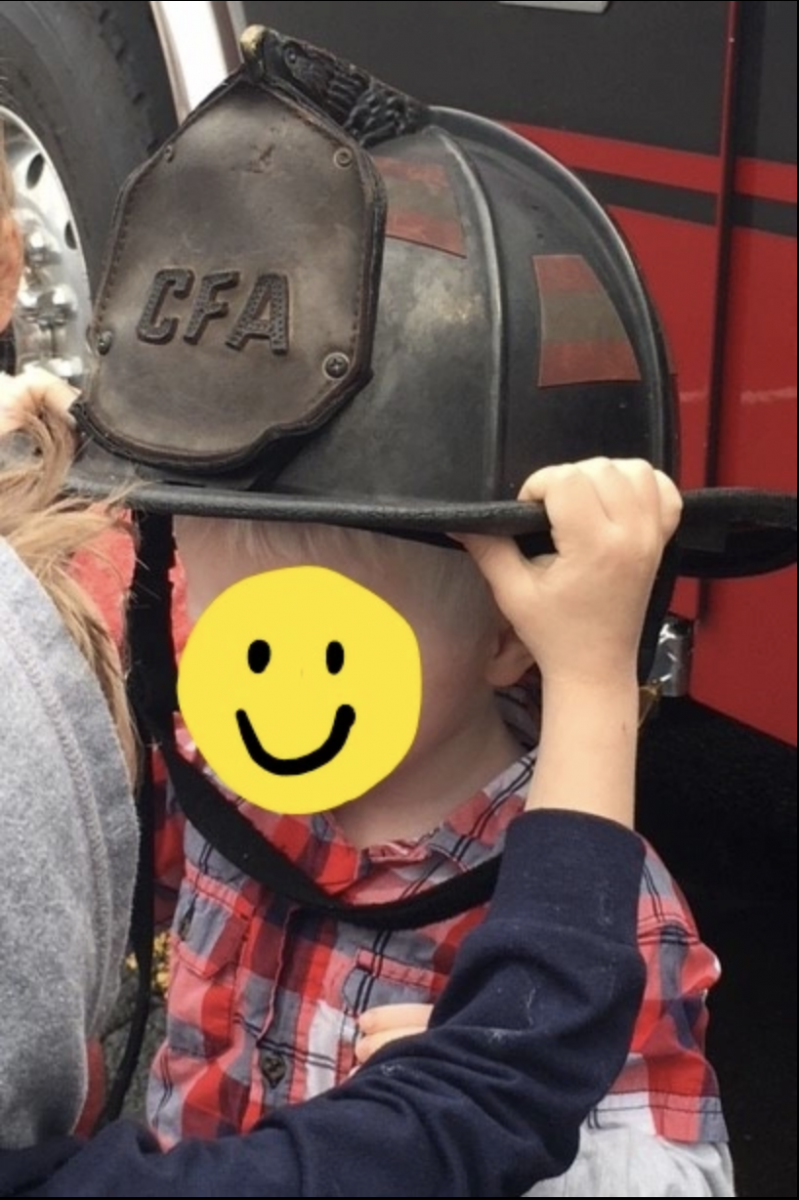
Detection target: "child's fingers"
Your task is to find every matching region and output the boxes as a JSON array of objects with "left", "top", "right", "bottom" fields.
[
  {"left": 523, "top": 459, "right": 682, "bottom": 542},
  {"left": 605, "top": 460, "right": 683, "bottom": 542},
  {"left": 355, "top": 1025, "right": 427, "bottom": 1065},
  {"left": 571, "top": 458, "right": 645, "bottom": 524},
  {"left": 0, "top": 369, "right": 78, "bottom": 436},
  {"left": 357, "top": 1003, "right": 432, "bottom": 1066},
  {"left": 455, "top": 533, "right": 545, "bottom": 622},
  {"left": 358, "top": 1003, "right": 432, "bottom": 1036},
  {"left": 654, "top": 470, "right": 684, "bottom": 540},
  {"left": 517, "top": 463, "right": 572, "bottom": 503},
  {"left": 519, "top": 462, "right": 609, "bottom": 543},
  {"left": 455, "top": 533, "right": 525, "bottom": 583}
]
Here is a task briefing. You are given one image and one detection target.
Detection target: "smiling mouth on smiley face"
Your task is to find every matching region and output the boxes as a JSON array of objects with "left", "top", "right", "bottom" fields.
[{"left": 236, "top": 637, "right": 357, "bottom": 777}]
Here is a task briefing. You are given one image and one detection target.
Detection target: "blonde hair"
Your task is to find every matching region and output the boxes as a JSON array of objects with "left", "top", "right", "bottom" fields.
[
  {"left": 175, "top": 515, "right": 501, "bottom": 643},
  {"left": 0, "top": 410, "right": 138, "bottom": 780}
]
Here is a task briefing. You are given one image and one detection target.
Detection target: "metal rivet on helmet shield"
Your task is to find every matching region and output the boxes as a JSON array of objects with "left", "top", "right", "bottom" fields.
[
  {"left": 97, "top": 331, "right": 114, "bottom": 355},
  {"left": 164, "top": 144, "right": 176, "bottom": 163},
  {"left": 334, "top": 148, "right": 354, "bottom": 170},
  {"left": 324, "top": 352, "right": 351, "bottom": 380},
  {"left": 240, "top": 25, "right": 268, "bottom": 77}
]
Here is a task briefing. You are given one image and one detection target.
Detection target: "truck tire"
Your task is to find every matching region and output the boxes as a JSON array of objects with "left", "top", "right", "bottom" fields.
[{"left": 0, "top": 1, "right": 175, "bottom": 381}]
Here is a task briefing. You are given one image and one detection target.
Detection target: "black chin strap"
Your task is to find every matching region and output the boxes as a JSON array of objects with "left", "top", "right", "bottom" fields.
[{"left": 157, "top": 736, "right": 501, "bottom": 929}]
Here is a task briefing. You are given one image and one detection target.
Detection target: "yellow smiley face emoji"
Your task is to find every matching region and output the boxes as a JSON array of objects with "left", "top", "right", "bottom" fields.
[{"left": 177, "top": 565, "right": 423, "bottom": 815}]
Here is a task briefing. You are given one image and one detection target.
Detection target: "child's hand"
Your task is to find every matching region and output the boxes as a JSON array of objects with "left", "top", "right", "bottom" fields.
[
  {"left": 355, "top": 1003, "right": 433, "bottom": 1067},
  {"left": 0, "top": 368, "right": 78, "bottom": 437},
  {"left": 460, "top": 458, "right": 682, "bottom": 689}
]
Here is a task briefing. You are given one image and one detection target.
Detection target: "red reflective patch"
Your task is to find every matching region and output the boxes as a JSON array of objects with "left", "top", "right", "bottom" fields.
[
  {"left": 375, "top": 157, "right": 466, "bottom": 258},
  {"left": 538, "top": 339, "right": 641, "bottom": 387},
  {"left": 534, "top": 254, "right": 641, "bottom": 386}
]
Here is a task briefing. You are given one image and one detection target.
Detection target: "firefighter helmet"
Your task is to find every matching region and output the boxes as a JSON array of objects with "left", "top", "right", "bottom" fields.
[{"left": 73, "top": 28, "right": 676, "bottom": 546}]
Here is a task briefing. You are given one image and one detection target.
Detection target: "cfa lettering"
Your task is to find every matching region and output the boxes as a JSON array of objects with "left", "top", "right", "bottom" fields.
[{"left": 135, "top": 269, "right": 290, "bottom": 354}]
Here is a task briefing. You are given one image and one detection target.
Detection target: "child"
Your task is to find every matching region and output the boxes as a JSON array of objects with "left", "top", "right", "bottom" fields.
[
  {"left": 2, "top": 36, "right": 734, "bottom": 1195},
  {"left": 152, "top": 498, "right": 733, "bottom": 1198},
  {"left": 2, "top": 409, "right": 655, "bottom": 1197}
]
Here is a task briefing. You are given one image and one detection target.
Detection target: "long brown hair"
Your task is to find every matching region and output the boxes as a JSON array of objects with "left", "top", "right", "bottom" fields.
[{"left": 0, "top": 410, "right": 138, "bottom": 779}]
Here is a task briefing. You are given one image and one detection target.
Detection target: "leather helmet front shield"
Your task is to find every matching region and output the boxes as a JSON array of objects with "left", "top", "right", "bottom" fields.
[{"left": 80, "top": 72, "right": 385, "bottom": 473}]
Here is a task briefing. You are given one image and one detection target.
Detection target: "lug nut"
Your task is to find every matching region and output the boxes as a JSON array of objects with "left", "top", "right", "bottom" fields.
[
  {"left": 26, "top": 230, "right": 52, "bottom": 267},
  {"left": 16, "top": 289, "right": 42, "bottom": 320},
  {"left": 49, "top": 287, "right": 73, "bottom": 324}
]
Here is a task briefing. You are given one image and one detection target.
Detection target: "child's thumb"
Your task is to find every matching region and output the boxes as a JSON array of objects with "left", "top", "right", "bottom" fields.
[{"left": 455, "top": 533, "right": 527, "bottom": 602}]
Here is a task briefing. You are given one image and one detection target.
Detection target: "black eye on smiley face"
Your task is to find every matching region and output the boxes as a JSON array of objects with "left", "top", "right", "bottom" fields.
[
  {"left": 248, "top": 640, "right": 271, "bottom": 674},
  {"left": 247, "top": 640, "right": 345, "bottom": 676},
  {"left": 237, "top": 639, "right": 355, "bottom": 777},
  {"left": 326, "top": 641, "right": 344, "bottom": 675}
]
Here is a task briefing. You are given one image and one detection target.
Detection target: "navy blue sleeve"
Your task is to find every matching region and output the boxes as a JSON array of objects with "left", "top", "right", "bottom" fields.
[{"left": 3, "top": 811, "right": 645, "bottom": 1199}]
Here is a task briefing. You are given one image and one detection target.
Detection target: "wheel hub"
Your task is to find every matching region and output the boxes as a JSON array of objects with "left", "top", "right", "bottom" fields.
[{"left": 1, "top": 105, "right": 91, "bottom": 384}]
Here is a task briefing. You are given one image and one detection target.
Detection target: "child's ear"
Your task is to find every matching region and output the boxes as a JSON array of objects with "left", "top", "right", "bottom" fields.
[{"left": 484, "top": 622, "right": 535, "bottom": 689}]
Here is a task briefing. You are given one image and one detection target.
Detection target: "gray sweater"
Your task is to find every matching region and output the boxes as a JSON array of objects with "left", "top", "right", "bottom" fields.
[{"left": 0, "top": 536, "right": 138, "bottom": 1149}]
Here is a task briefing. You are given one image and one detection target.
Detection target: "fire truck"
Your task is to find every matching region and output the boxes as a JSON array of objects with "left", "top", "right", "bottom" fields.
[{"left": 1, "top": 4, "right": 796, "bottom": 1191}]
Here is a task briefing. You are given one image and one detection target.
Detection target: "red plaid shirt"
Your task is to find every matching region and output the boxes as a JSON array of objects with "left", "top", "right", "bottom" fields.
[{"left": 149, "top": 703, "right": 727, "bottom": 1151}]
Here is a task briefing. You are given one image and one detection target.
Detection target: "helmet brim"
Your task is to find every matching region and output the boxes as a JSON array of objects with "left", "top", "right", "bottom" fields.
[{"left": 69, "top": 442, "right": 796, "bottom": 580}]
